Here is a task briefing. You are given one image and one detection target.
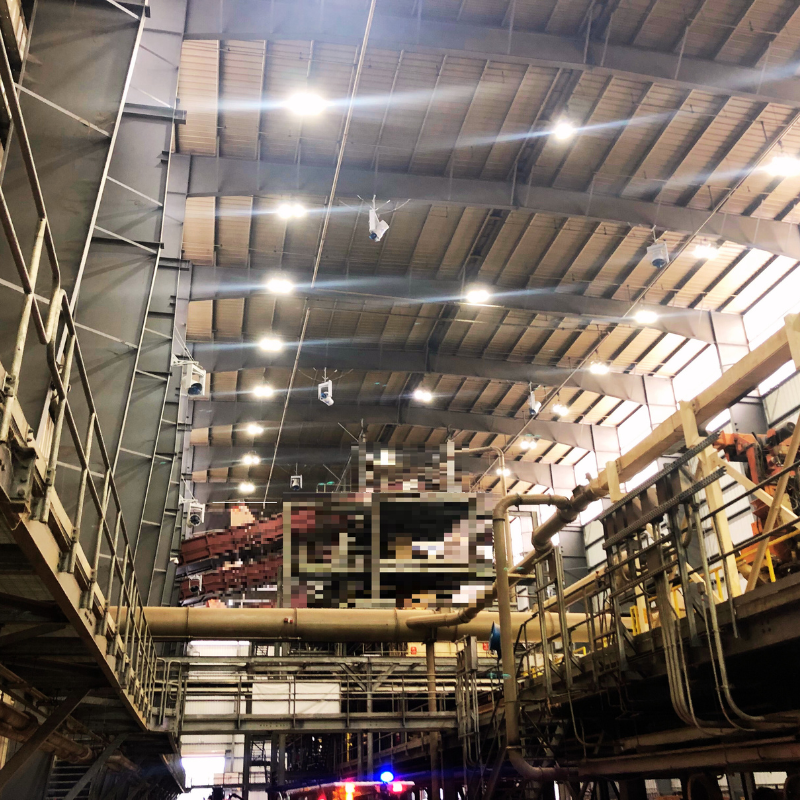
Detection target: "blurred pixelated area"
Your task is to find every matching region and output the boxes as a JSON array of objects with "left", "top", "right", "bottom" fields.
[{"left": 179, "top": 445, "right": 493, "bottom": 608}]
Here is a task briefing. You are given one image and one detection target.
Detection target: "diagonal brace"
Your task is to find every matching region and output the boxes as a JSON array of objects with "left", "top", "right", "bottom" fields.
[
  {"left": 64, "top": 732, "right": 127, "bottom": 800},
  {"left": 0, "top": 688, "right": 88, "bottom": 789}
]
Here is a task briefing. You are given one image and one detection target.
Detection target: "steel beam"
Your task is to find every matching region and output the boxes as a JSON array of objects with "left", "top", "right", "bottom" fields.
[
  {"left": 181, "top": 155, "right": 800, "bottom": 260},
  {"left": 189, "top": 450, "right": 574, "bottom": 488},
  {"left": 0, "top": 689, "right": 87, "bottom": 790},
  {"left": 190, "top": 401, "right": 621, "bottom": 451},
  {"left": 591, "top": 314, "right": 800, "bottom": 496},
  {"left": 179, "top": 712, "right": 458, "bottom": 734},
  {"left": 190, "top": 342, "right": 676, "bottom": 407},
  {"left": 183, "top": 0, "right": 800, "bottom": 107},
  {"left": 188, "top": 263, "right": 738, "bottom": 344},
  {"left": 0, "top": 623, "right": 65, "bottom": 649}
]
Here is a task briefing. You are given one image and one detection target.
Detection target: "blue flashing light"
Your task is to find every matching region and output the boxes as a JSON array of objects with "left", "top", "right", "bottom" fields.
[{"left": 380, "top": 771, "right": 395, "bottom": 784}]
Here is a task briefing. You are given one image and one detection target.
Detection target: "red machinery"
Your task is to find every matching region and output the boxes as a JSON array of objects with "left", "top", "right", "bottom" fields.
[{"left": 714, "top": 421, "right": 799, "bottom": 571}]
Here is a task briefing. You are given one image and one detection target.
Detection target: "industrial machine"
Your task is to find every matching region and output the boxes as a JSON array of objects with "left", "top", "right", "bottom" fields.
[{"left": 715, "top": 422, "right": 800, "bottom": 575}]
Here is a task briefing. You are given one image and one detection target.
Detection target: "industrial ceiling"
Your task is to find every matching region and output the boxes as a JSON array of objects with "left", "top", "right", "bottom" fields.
[{"left": 175, "top": 0, "right": 800, "bottom": 502}]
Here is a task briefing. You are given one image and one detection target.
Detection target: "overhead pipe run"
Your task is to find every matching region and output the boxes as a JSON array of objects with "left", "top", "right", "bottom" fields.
[
  {"left": 131, "top": 606, "right": 595, "bottom": 643},
  {"left": 406, "top": 494, "right": 573, "bottom": 631},
  {"left": 0, "top": 699, "right": 134, "bottom": 771}
]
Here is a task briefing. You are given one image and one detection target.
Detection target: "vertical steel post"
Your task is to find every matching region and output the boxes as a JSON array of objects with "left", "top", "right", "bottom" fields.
[
  {"left": 427, "top": 641, "right": 441, "bottom": 800},
  {"left": 0, "top": 217, "right": 46, "bottom": 441},
  {"left": 64, "top": 410, "right": 96, "bottom": 573},
  {"left": 40, "top": 335, "right": 76, "bottom": 523}
]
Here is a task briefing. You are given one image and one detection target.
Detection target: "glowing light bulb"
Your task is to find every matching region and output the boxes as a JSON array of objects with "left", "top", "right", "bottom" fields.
[
  {"left": 253, "top": 384, "right": 274, "bottom": 399},
  {"left": 552, "top": 403, "right": 569, "bottom": 417},
  {"left": 246, "top": 423, "right": 264, "bottom": 435},
  {"left": 413, "top": 388, "right": 433, "bottom": 403},
  {"left": 589, "top": 362, "right": 609, "bottom": 375},
  {"left": 634, "top": 309, "right": 658, "bottom": 325},
  {"left": 266, "top": 276, "right": 294, "bottom": 294},
  {"left": 242, "top": 454, "right": 260, "bottom": 466},
  {"left": 496, "top": 467, "right": 511, "bottom": 477},
  {"left": 767, "top": 155, "right": 800, "bottom": 178},
  {"left": 553, "top": 121, "right": 575, "bottom": 140},
  {"left": 465, "top": 287, "right": 491, "bottom": 305},
  {"left": 285, "top": 92, "right": 327, "bottom": 116},
  {"left": 238, "top": 482, "right": 255, "bottom": 493},
  {"left": 259, "top": 336, "right": 284, "bottom": 353},
  {"left": 693, "top": 243, "right": 719, "bottom": 260},
  {"left": 277, "top": 202, "right": 307, "bottom": 219}
]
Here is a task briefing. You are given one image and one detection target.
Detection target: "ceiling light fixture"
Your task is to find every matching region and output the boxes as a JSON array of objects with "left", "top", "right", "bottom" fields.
[
  {"left": 259, "top": 336, "right": 284, "bottom": 353},
  {"left": 285, "top": 92, "right": 327, "bottom": 116},
  {"left": 767, "top": 155, "right": 800, "bottom": 178},
  {"left": 519, "top": 439, "right": 532, "bottom": 450},
  {"left": 413, "top": 388, "right": 433, "bottom": 403},
  {"left": 465, "top": 287, "right": 491, "bottom": 305},
  {"left": 253, "top": 384, "right": 274, "bottom": 399},
  {"left": 266, "top": 276, "right": 294, "bottom": 294},
  {"left": 589, "top": 362, "right": 609, "bottom": 375},
  {"left": 552, "top": 403, "right": 569, "bottom": 417},
  {"left": 693, "top": 243, "right": 719, "bottom": 260},
  {"left": 238, "top": 482, "right": 255, "bottom": 493},
  {"left": 246, "top": 423, "right": 264, "bottom": 435},
  {"left": 242, "top": 453, "right": 261, "bottom": 466},
  {"left": 277, "top": 202, "right": 306, "bottom": 220},
  {"left": 496, "top": 467, "right": 511, "bottom": 477},
  {"left": 634, "top": 309, "right": 659, "bottom": 325},
  {"left": 553, "top": 121, "right": 576, "bottom": 141}
]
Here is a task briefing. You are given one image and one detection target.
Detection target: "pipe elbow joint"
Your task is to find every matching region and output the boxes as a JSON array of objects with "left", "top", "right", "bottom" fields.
[{"left": 507, "top": 749, "right": 575, "bottom": 782}]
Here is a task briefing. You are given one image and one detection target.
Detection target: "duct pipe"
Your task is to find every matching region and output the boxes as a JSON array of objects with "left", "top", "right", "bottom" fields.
[
  {"left": 126, "top": 607, "right": 595, "bottom": 642},
  {"left": 407, "top": 492, "right": 580, "bottom": 781},
  {"left": 0, "top": 700, "right": 93, "bottom": 763},
  {"left": 577, "top": 738, "right": 800, "bottom": 776},
  {"left": 507, "top": 750, "right": 573, "bottom": 782},
  {"left": 405, "top": 493, "right": 571, "bottom": 630}
]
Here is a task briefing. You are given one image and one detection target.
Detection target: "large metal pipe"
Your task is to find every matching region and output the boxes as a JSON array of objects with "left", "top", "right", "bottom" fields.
[
  {"left": 129, "top": 607, "right": 595, "bottom": 643},
  {"left": 508, "top": 750, "right": 572, "bottom": 782},
  {"left": 578, "top": 738, "right": 800, "bottom": 776},
  {"left": 405, "top": 494, "right": 572, "bottom": 630},
  {"left": 0, "top": 700, "right": 93, "bottom": 764}
]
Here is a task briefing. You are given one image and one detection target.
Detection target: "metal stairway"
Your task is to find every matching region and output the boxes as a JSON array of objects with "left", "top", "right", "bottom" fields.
[{"left": 44, "top": 762, "right": 92, "bottom": 799}]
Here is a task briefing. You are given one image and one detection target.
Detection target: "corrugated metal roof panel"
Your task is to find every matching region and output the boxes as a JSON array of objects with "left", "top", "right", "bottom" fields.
[
  {"left": 259, "top": 40, "right": 313, "bottom": 164},
  {"left": 723, "top": 255, "right": 798, "bottom": 312},
  {"left": 449, "top": 60, "right": 530, "bottom": 179},
  {"left": 215, "top": 298, "right": 245, "bottom": 341},
  {"left": 655, "top": 338, "right": 707, "bottom": 375},
  {"left": 187, "top": 299, "right": 213, "bottom": 341},
  {"left": 250, "top": 198, "right": 288, "bottom": 270},
  {"left": 479, "top": 65, "right": 563, "bottom": 180},
  {"left": 219, "top": 41, "right": 265, "bottom": 159},
  {"left": 581, "top": 394, "right": 623, "bottom": 424},
  {"left": 176, "top": 40, "right": 219, "bottom": 156},
  {"left": 212, "top": 371, "right": 238, "bottom": 397},
  {"left": 217, "top": 196, "right": 253, "bottom": 266},
  {"left": 408, "top": 206, "right": 465, "bottom": 277},
  {"left": 182, "top": 196, "right": 216, "bottom": 265},
  {"left": 714, "top": 0, "right": 798, "bottom": 66}
]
